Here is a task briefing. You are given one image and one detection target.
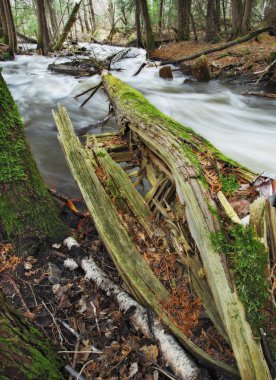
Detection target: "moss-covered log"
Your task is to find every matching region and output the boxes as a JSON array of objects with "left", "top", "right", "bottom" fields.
[
  {"left": 0, "top": 290, "right": 64, "bottom": 379},
  {"left": 101, "top": 72, "right": 272, "bottom": 380},
  {"left": 54, "top": 105, "right": 239, "bottom": 378},
  {"left": 0, "top": 70, "right": 69, "bottom": 254}
]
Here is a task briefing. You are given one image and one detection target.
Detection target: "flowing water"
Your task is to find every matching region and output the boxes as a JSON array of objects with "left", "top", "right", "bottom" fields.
[{"left": 1, "top": 44, "right": 276, "bottom": 197}]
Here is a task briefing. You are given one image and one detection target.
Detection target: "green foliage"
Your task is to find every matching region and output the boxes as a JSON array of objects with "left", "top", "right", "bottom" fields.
[
  {"left": 211, "top": 225, "right": 270, "bottom": 330},
  {"left": 220, "top": 174, "right": 239, "bottom": 195}
]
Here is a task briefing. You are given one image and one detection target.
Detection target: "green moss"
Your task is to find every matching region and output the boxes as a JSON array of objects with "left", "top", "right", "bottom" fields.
[
  {"left": 0, "top": 72, "right": 69, "bottom": 251},
  {"left": 105, "top": 74, "right": 254, "bottom": 180},
  {"left": 0, "top": 294, "right": 64, "bottom": 379},
  {"left": 211, "top": 225, "right": 270, "bottom": 330},
  {"left": 220, "top": 174, "right": 239, "bottom": 195}
]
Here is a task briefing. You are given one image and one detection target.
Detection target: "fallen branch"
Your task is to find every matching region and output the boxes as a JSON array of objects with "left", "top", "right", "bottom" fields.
[
  {"left": 160, "top": 26, "right": 276, "bottom": 65},
  {"left": 75, "top": 112, "right": 114, "bottom": 136},
  {"left": 17, "top": 32, "right": 37, "bottom": 44},
  {"left": 63, "top": 238, "right": 201, "bottom": 380}
]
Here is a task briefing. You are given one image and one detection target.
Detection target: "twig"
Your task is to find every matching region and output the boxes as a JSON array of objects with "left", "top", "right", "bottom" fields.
[
  {"left": 74, "top": 84, "right": 99, "bottom": 98},
  {"left": 42, "top": 301, "right": 64, "bottom": 346},
  {"left": 133, "top": 62, "right": 147, "bottom": 76},
  {"left": 75, "top": 112, "right": 114, "bottom": 136},
  {"left": 77, "top": 359, "right": 95, "bottom": 380},
  {"left": 65, "top": 365, "right": 86, "bottom": 380},
  {"left": 81, "top": 81, "right": 103, "bottom": 107},
  {"left": 90, "top": 300, "right": 101, "bottom": 336}
]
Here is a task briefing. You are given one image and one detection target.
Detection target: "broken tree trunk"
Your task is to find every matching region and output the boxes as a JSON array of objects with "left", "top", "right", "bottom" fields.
[
  {"left": 0, "top": 290, "right": 64, "bottom": 379},
  {"left": 54, "top": 74, "right": 273, "bottom": 379},
  {"left": 159, "top": 26, "right": 276, "bottom": 65},
  {"left": 54, "top": 105, "right": 240, "bottom": 378},
  {"left": 54, "top": 1, "right": 82, "bottom": 51},
  {"left": 99, "top": 73, "right": 271, "bottom": 380},
  {"left": 0, "top": 70, "right": 69, "bottom": 254}
]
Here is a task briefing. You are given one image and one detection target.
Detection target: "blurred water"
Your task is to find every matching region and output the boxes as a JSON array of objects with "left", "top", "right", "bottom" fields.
[{"left": 1, "top": 45, "right": 276, "bottom": 196}]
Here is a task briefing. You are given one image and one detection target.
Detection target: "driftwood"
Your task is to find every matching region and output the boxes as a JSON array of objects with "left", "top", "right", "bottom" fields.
[
  {"left": 54, "top": 74, "right": 275, "bottom": 380},
  {"left": 63, "top": 237, "right": 201, "bottom": 380},
  {"left": 158, "top": 26, "right": 276, "bottom": 65}
]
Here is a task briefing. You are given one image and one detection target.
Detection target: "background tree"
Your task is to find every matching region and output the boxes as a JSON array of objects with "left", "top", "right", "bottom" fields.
[
  {"left": 36, "top": 0, "right": 51, "bottom": 54},
  {"left": 0, "top": 0, "right": 17, "bottom": 57},
  {"left": 139, "top": 0, "right": 155, "bottom": 51},
  {"left": 177, "top": 0, "right": 191, "bottom": 40}
]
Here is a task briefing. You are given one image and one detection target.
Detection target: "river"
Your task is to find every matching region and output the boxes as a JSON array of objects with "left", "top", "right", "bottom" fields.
[{"left": 1, "top": 44, "right": 276, "bottom": 197}]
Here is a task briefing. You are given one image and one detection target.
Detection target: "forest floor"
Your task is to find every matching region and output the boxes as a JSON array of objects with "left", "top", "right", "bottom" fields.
[
  {"left": 0, "top": 202, "right": 174, "bottom": 380},
  {"left": 151, "top": 32, "right": 276, "bottom": 83}
]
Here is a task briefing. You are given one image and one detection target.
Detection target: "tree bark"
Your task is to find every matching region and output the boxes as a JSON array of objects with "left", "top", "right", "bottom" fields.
[
  {"left": 177, "top": 0, "right": 191, "bottom": 40},
  {"left": 36, "top": 0, "right": 51, "bottom": 54},
  {"left": 0, "top": 71, "right": 69, "bottom": 255},
  {"left": 205, "top": 0, "right": 216, "bottom": 41},
  {"left": 264, "top": 0, "right": 276, "bottom": 30},
  {"left": 139, "top": 0, "right": 155, "bottom": 51},
  {"left": 0, "top": 0, "right": 17, "bottom": 57},
  {"left": 135, "top": 0, "right": 143, "bottom": 47},
  {"left": 0, "top": 290, "right": 64, "bottom": 379},
  {"left": 99, "top": 73, "right": 272, "bottom": 380},
  {"left": 231, "top": 0, "right": 243, "bottom": 37}
]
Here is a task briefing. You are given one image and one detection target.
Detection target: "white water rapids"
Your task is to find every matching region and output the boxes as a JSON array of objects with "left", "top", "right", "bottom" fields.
[{"left": 1, "top": 44, "right": 276, "bottom": 196}]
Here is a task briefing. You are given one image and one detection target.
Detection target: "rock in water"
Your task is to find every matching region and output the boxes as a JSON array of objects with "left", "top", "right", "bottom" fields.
[
  {"left": 191, "top": 55, "right": 210, "bottom": 81},
  {"left": 159, "top": 65, "right": 173, "bottom": 79}
]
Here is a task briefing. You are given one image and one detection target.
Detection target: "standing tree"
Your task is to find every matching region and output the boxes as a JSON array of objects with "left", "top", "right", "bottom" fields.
[
  {"left": 36, "top": 0, "right": 51, "bottom": 54},
  {"left": 0, "top": 70, "right": 69, "bottom": 255},
  {"left": 139, "top": 0, "right": 155, "bottom": 51},
  {"left": 135, "top": 0, "right": 143, "bottom": 47},
  {"left": 0, "top": 0, "right": 17, "bottom": 57},
  {"left": 231, "top": 0, "right": 254, "bottom": 37},
  {"left": 176, "top": 0, "right": 191, "bottom": 40},
  {"left": 205, "top": 0, "right": 221, "bottom": 41},
  {"left": 264, "top": 0, "right": 276, "bottom": 29}
]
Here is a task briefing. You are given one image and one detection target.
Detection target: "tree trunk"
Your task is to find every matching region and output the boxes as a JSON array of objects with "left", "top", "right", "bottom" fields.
[
  {"left": 231, "top": 0, "right": 243, "bottom": 37},
  {"left": 45, "top": 0, "right": 59, "bottom": 40},
  {"left": 158, "top": 0, "right": 164, "bottom": 33},
  {"left": 55, "top": 72, "right": 273, "bottom": 380},
  {"left": 36, "top": 0, "right": 51, "bottom": 54},
  {"left": 241, "top": 0, "right": 253, "bottom": 34},
  {"left": 0, "top": 72, "right": 69, "bottom": 255},
  {"left": 177, "top": 0, "right": 191, "bottom": 40},
  {"left": 0, "top": 0, "right": 17, "bottom": 57},
  {"left": 54, "top": 1, "right": 82, "bottom": 50},
  {"left": 0, "top": 290, "right": 64, "bottom": 379},
  {"left": 205, "top": 0, "right": 216, "bottom": 41},
  {"left": 88, "top": 0, "right": 96, "bottom": 33},
  {"left": 139, "top": 0, "right": 155, "bottom": 51},
  {"left": 264, "top": 0, "right": 276, "bottom": 29},
  {"left": 135, "top": 0, "right": 143, "bottom": 47}
]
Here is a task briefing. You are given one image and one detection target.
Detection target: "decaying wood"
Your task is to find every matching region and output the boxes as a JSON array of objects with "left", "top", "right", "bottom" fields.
[
  {"left": 159, "top": 26, "right": 276, "bottom": 65},
  {"left": 100, "top": 72, "right": 271, "bottom": 380},
  {"left": 54, "top": 104, "right": 240, "bottom": 378},
  {"left": 54, "top": 74, "right": 274, "bottom": 380},
  {"left": 63, "top": 237, "right": 200, "bottom": 380}
]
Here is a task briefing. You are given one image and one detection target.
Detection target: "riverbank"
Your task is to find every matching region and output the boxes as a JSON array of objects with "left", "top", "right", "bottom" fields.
[{"left": 151, "top": 32, "right": 276, "bottom": 83}]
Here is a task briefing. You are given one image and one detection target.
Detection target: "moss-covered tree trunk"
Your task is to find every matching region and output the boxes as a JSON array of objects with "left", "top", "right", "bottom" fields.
[
  {"left": 54, "top": 1, "right": 82, "bottom": 51},
  {"left": 0, "top": 70, "right": 69, "bottom": 255},
  {"left": 0, "top": 290, "right": 64, "bottom": 379}
]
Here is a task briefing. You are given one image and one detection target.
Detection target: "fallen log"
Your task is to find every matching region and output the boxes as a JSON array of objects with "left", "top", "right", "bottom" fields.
[
  {"left": 17, "top": 32, "right": 37, "bottom": 44},
  {"left": 100, "top": 73, "right": 272, "bottom": 380},
  {"left": 54, "top": 74, "right": 274, "bottom": 379},
  {"left": 159, "top": 26, "right": 276, "bottom": 65},
  {"left": 54, "top": 104, "right": 239, "bottom": 378}
]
